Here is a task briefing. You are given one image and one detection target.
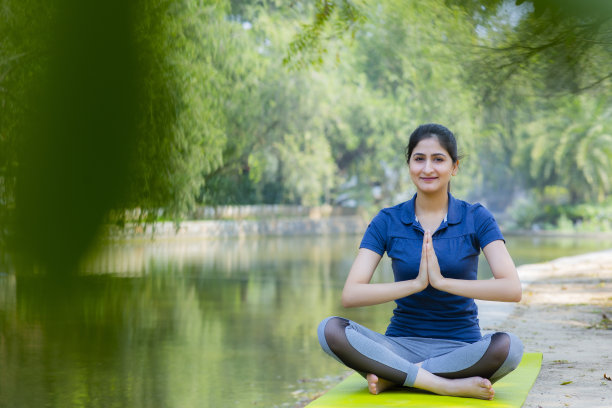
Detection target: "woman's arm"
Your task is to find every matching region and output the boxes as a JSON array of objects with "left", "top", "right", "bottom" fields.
[
  {"left": 342, "top": 241, "right": 429, "bottom": 308},
  {"left": 425, "top": 231, "right": 522, "bottom": 302}
]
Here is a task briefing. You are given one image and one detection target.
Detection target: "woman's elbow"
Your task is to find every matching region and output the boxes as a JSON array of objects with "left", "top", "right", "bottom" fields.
[
  {"left": 510, "top": 281, "right": 522, "bottom": 302},
  {"left": 341, "top": 286, "right": 360, "bottom": 308},
  {"left": 341, "top": 292, "right": 356, "bottom": 308}
]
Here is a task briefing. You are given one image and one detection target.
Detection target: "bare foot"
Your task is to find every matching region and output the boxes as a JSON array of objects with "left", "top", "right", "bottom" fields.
[
  {"left": 435, "top": 376, "right": 495, "bottom": 400},
  {"left": 414, "top": 368, "right": 495, "bottom": 400},
  {"left": 366, "top": 373, "right": 396, "bottom": 395}
]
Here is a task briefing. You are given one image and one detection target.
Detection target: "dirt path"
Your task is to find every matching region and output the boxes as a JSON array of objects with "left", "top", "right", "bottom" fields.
[{"left": 505, "top": 251, "right": 612, "bottom": 407}]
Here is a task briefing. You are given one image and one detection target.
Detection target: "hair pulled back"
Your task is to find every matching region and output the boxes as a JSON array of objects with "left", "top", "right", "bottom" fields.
[{"left": 405, "top": 123, "right": 460, "bottom": 165}]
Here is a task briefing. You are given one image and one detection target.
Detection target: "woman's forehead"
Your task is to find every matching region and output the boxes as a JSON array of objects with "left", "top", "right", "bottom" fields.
[{"left": 412, "top": 137, "right": 448, "bottom": 155}]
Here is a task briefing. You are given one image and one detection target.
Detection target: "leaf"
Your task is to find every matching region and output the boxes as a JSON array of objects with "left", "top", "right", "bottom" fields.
[
  {"left": 560, "top": 381, "right": 573, "bottom": 385},
  {"left": 604, "top": 373, "right": 612, "bottom": 381}
]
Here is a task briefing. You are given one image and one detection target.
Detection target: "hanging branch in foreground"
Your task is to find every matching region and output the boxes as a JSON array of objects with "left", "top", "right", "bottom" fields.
[{"left": 283, "top": 0, "right": 366, "bottom": 70}]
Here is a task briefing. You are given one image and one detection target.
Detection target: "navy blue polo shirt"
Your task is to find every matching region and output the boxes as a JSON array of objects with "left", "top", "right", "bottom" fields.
[{"left": 359, "top": 193, "right": 504, "bottom": 343}]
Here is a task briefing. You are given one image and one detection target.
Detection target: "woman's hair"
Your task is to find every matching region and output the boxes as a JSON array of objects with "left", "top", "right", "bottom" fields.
[{"left": 405, "top": 123, "right": 460, "bottom": 165}]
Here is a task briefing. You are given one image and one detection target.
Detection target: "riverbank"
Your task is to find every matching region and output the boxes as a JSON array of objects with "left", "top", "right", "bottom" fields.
[
  {"left": 106, "top": 219, "right": 612, "bottom": 242},
  {"left": 107, "top": 216, "right": 367, "bottom": 240}
]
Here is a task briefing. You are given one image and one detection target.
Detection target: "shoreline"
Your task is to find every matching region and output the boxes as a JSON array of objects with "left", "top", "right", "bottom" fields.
[
  {"left": 104, "top": 216, "right": 367, "bottom": 240},
  {"left": 504, "top": 230, "right": 612, "bottom": 239},
  {"left": 103, "top": 218, "right": 612, "bottom": 241}
]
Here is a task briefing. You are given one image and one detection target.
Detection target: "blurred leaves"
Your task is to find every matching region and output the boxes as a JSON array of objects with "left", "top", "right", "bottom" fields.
[
  {"left": 4, "top": 0, "right": 140, "bottom": 274},
  {"left": 283, "top": 0, "right": 367, "bottom": 70}
]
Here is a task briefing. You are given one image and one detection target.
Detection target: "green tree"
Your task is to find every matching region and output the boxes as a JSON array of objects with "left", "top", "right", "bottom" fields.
[
  {"left": 524, "top": 96, "right": 612, "bottom": 203},
  {"left": 123, "top": 0, "right": 239, "bottom": 218}
]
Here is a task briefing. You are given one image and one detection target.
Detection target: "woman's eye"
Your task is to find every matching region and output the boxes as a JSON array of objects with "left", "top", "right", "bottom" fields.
[{"left": 413, "top": 157, "right": 424, "bottom": 161}]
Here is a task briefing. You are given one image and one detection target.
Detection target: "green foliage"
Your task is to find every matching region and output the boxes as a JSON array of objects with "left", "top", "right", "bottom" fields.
[
  {"left": 2, "top": 0, "right": 612, "bottom": 258},
  {"left": 2, "top": 0, "right": 143, "bottom": 273},
  {"left": 282, "top": 0, "right": 367, "bottom": 70},
  {"left": 507, "top": 186, "right": 612, "bottom": 231},
  {"left": 523, "top": 96, "right": 612, "bottom": 203},
  {"left": 124, "top": 0, "right": 235, "bottom": 218},
  {"left": 456, "top": 0, "right": 612, "bottom": 97}
]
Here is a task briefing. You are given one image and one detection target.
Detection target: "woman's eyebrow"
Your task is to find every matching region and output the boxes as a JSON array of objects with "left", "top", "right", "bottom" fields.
[{"left": 412, "top": 152, "right": 447, "bottom": 157}]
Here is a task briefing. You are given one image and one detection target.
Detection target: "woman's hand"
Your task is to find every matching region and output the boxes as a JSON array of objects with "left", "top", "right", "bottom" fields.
[
  {"left": 424, "top": 230, "right": 445, "bottom": 289},
  {"left": 415, "top": 231, "right": 430, "bottom": 291},
  {"left": 341, "top": 248, "right": 430, "bottom": 308}
]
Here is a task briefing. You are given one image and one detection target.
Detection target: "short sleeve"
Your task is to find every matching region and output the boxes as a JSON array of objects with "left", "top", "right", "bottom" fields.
[
  {"left": 359, "top": 211, "right": 388, "bottom": 256},
  {"left": 473, "top": 204, "right": 504, "bottom": 249}
]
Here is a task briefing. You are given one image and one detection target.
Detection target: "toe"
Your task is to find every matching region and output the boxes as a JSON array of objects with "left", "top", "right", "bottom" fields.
[{"left": 368, "top": 383, "right": 378, "bottom": 395}]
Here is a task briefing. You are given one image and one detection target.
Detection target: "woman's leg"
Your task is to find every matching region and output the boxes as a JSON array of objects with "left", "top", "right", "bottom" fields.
[
  {"left": 318, "top": 316, "right": 420, "bottom": 387},
  {"left": 318, "top": 317, "right": 522, "bottom": 400},
  {"left": 420, "top": 332, "right": 524, "bottom": 384},
  {"left": 411, "top": 332, "right": 523, "bottom": 400}
]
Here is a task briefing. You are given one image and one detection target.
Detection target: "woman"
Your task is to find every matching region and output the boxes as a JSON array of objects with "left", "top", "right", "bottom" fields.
[{"left": 317, "top": 123, "right": 523, "bottom": 400}]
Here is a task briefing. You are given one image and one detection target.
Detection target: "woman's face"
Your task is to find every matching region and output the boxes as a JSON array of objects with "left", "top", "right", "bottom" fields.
[{"left": 408, "top": 136, "right": 458, "bottom": 195}]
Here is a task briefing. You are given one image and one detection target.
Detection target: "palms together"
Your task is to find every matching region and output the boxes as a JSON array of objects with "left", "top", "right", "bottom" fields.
[{"left": 417, "top": 230, "right": 444, "bottom": 290}]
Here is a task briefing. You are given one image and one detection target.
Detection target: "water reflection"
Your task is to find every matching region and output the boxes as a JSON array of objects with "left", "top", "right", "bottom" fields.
[
  {"left": 0, "top": 234, "right": 609, "bottom": 407},
  {"left": 0, "top": 236, "right": 391, "bottom": 408}
]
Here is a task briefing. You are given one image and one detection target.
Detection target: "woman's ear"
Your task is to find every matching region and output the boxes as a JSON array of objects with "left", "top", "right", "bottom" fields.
[{"left": 451, "top": 160, "right": 459, "bottom": 176}]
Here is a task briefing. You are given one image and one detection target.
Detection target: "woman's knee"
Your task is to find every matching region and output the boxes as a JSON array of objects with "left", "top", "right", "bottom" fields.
[
  {"left": 318, "top": 317, "right": 349, "bottom": 348},
  {"left": 503, "top": 332, "right": 524, "bottom": 369},
  {"left": 489, "top": 332, "right": 524, "bottom": 383},
  {"left": 317, "top": 316, "right": 349, "bottom": 360},
  {"left": 488, "top": 332, "right": 511, "bottom": 366},
  {"left": 489, "top": 332, "right": 523, "bottom": 365}
]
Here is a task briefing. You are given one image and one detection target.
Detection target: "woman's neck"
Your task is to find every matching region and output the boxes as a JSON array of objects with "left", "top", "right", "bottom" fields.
[{"left": 414, "top": 189, "right": 449, "bottom": 217}]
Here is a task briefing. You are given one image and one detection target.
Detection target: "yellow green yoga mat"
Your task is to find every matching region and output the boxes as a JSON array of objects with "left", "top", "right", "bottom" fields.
[{"left": 307, "top": 352, "right": 542, "bottom": 408}]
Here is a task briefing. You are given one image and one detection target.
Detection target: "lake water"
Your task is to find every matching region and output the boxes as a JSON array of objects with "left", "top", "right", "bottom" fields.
[{"left": 0, "top": 233, "right": 609, "bottom": 407}]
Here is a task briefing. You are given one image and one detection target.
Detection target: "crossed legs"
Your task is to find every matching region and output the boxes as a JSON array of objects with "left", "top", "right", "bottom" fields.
[{"left": 318, "top": 317, "right": 523, "bottom": 400}]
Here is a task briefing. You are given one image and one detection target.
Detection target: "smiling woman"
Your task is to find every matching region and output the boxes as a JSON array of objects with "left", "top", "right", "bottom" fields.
[
  {"left": 406, "top": 123, "right": 460, "bottom": 198},
  {"left": 317, "top": 123, "right": 523, "bottom": 401}
]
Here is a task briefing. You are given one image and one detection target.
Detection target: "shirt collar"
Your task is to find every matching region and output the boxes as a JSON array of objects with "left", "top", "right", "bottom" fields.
[{"left": 401, "top": 192, "right": 462, "bottom": 225}]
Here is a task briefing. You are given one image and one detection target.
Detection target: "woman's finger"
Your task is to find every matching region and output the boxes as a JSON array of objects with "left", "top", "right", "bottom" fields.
[
  {"left": 420, "top": 231, "right": 427, "bottom": 261},
  {"left": 427, "top": 231, "right": 440, "bottom": 267}
]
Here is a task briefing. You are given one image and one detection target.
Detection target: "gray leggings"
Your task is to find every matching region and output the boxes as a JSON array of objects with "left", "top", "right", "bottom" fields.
[{"left": 318, "top": 316, "right": 523, "bottom": 387}]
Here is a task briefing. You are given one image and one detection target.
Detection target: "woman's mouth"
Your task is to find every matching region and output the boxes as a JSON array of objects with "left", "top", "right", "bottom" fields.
[{"left": 421, "top": 177, "right": 438, "bottom": 182}]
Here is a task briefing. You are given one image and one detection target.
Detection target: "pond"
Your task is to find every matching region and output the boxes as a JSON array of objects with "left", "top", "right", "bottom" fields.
[{"left": 0, "top": 233, "right": 609, "bottom": 407}]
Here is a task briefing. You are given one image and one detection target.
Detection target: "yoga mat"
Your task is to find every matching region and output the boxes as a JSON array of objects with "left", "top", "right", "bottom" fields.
[{"left": 306, "top": 352, "right": 542, "bottom": 408}]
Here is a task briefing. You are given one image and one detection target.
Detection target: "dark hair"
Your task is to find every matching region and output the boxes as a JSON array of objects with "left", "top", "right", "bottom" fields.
[{"left": 405, "top": 123, "right": 460, "bottom": 165}]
